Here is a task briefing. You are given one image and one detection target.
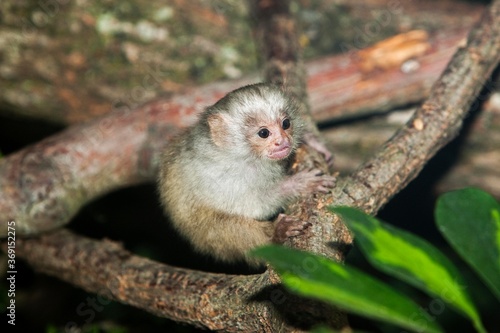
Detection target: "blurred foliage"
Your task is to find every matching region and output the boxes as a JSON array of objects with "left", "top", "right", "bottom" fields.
[{"left": 253, "top": 188, "right": 500, "bottom": 332}]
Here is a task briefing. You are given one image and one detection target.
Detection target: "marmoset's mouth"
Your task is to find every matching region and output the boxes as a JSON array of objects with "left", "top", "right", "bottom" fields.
[{"left": 268, "top": 144, "right": 291, "bottom": 160}]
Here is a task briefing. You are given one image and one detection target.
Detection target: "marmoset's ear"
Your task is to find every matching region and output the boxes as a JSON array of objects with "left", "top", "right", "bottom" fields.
[{"left": 207, "top": 113, "right": 230, "bottom": 148}]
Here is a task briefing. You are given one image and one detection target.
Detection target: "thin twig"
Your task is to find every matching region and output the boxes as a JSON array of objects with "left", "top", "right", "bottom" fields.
[{"left": 331, "top": 0, "right": 500, "bottom": 214}]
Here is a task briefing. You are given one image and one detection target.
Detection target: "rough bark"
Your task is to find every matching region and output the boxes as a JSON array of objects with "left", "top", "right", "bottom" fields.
[
  {"left": 330, "top": 0, "right": 500, "bottom": 214},
  {"left": 324, "top": 94, "right": 500, "bottom": 197},
  {"left": 309, "top": 28, "right": 468, "bottom": 123},
  {"left": 0, "top": 0, "right": 481, "bottom": 125},
  {"left": 9, "top": 229, "right": 281, "bottom": 332}
]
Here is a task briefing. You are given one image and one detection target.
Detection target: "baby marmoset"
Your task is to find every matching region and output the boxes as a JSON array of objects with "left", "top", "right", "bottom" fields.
[{"left": 158, "top": 83, "right": 335, "bottom": 265}]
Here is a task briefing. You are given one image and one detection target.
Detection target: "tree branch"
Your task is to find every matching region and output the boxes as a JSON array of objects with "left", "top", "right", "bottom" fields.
[
  {"left": 311, "top": 28, "right": 468, "bottom": 123},
  {"left": 7, "top": 229, "right": 282, "bottom": 332},
  {"left": 324, "top": 95, "right": 500, "bottom": 197},
  {"left": 331, "top": 0, "right": 500, "bottom": 214}
]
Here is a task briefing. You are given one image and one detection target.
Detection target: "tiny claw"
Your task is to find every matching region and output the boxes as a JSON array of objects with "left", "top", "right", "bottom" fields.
[{"left": 273, "top": 214, "right": 311, "bottom": 243}]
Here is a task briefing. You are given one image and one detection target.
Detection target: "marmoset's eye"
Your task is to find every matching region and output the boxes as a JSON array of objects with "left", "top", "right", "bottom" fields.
[
  {"left": 282, "top": 118, "right": 291, "bottom": 130},
  {"left": 258, "top": 128, "right": 270, "bottom": 138}
]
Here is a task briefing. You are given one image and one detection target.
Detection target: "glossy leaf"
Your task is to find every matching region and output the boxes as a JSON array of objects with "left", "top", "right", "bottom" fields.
[
  {"left": 331, "top": 206, "right": 485, "bottom": 333},
  {"left": 251, "top": 245, "right": 443, "bottom": 333},
  {"left": 436, "top": 188, "right": 500, "bottom": 301}
]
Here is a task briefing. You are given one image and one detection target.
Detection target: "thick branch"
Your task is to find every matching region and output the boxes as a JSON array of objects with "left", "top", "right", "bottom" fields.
[
  {"left": 324, "top": 98, "right": 500, "bottom": 197},
  {"left": 310, "top": 29, "right": 467, "bottom": 123},
  {"left": 5, "top": 229, "right": 280, "bottom": 332}
]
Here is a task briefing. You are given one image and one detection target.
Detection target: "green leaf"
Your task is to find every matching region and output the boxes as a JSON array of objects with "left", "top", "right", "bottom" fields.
[
  {"left": 436, "top": 188, "right": 500, "bottom": 301},
  {"left": 251, "top": 245, "right": 443, "bottom": 333},
  {"left": 331, "top": 206, "right": 485, "bottom": 333},
  {"left": 311, "top": 326, "right": 335, "bottom": 333}
]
